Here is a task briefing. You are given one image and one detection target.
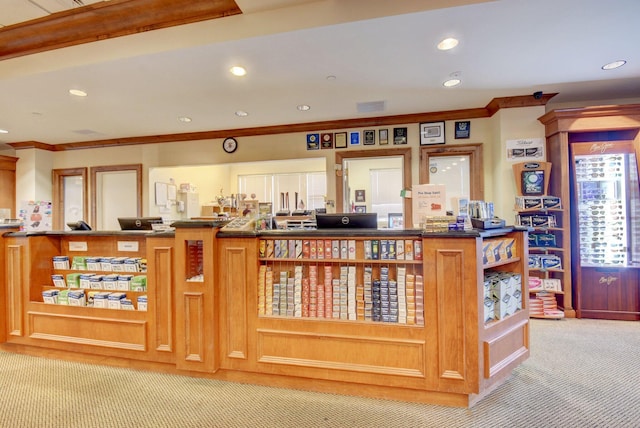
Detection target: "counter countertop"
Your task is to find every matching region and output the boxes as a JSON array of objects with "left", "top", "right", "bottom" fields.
[{"left": 217, "top": 226, "right": 525, "bottom": 239}]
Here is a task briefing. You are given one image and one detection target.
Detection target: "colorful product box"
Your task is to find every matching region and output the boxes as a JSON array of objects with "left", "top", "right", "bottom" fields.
[{"left": 52, "top": 256, "right": 70, "bottom": 270}]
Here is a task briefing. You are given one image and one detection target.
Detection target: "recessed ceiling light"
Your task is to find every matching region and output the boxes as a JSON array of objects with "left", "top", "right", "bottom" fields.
[
  {"left": 235, "top": 110, "right": 248, "bottom": 117},
  {"left": 69, "top": 89, "right": 87, "bottom": 97},
  {"left": 0, "top": 128, "right": 8, "bottom": 134},
  {"left": 230, "top": 66, "right": 247, "bottom": 76},
  {"left": 601, "top": 60, "right": 626, "bottom": 70},
  {"left": 177, "top": 116, "right": 192, "bottom": 123},
  {"left": 437, "top": 37, "right": 459, "bottom": 51},
  {"left": 443, "top": 79, "right": 461, "bottom": 87},
  {"left": 297, "top": 104, "right": 311, "bottom": 111}
]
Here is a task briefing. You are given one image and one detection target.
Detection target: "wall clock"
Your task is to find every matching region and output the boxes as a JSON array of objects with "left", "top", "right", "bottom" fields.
[{"left": 223, "top": 137, "right": 238, "bottom": 153}]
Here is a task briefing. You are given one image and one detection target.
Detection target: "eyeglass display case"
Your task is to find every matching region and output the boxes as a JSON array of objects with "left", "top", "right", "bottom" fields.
[{"left": 539, "top": 104, "right": 640, "bottom": 321}]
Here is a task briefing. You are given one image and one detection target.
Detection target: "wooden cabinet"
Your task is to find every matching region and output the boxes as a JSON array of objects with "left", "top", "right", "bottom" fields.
[
  {"left": 539, "top": 104, "right": 640, "bottom": 320},
  {"left": 173, "top": 226, "right": 217, "bottom": 372},
  {"left": 2, "top": 232, "right": 175, "bottom": 363},
  {"left": 0, "top": 155, "right": 17, "bottom": 217},
  {"left": 217, "top": 229, "right": 529, "bottom": 407},
  {"left": 2, "top": 226, "right": 529, "bottom": 408}
]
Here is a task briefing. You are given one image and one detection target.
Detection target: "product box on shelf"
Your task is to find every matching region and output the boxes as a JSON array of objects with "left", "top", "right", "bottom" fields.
[
  {"left": 89, "top": 275, "right": 104, "bottom": 289},
  {"left": 51, "top": 274, "right": 66, "bottom": 288},
  {"left": 102, "top": 274, "right": 118, "bottom": 290},
  {"left": 515, "top": 196, "right": 543, "bottom": 210},
  {"left": 71, "top": 256, "right": 87, "bottom": 270},
  {"left": 137, "top": 295, "right": 148, "bottom": 311},
  {"left": 485, "top": 271, "right": 522, "bottom": 320},
  {"left": 52, "top": 256, "right": 70, "bottom": 270},
  {"left": 117, "top": 274, "right": 134, "bottom": 291},
  {"left": 42, "top": 289, "right": 59, "bottom": 304},
  {"left": 85, "top": 257, "right": 101, "bottom": 271},
  {"left": 66, "top": 273, "right": 81, "bottom": 288},
  {"left": 124, "top": 257, "right": 142, "bottom": 272},
  {"left": 100, "top": 257, "right": 114, "bottom": 271},
  {"left": 93, "top": 291, "right": 111, "bottom": 308},
  {"left": 107, "top": 292, "right": 127, "bottom": 310},
  {"left": 110, "top": 257, "right": 127, "bottom": 272},
  {"left": 79, "top": 273, "right": 95, "bottom": 289},
  {"left": 120, "top": 299, "right": 135, "bottom": 310},
  {"left": 542, "top": 196, "right": 561, "bottom": 209},
  {"left": 68, "top": 290, "right": 86, "bottom": 306},
  {"left": 57, "top": 289, "right": 70, "bottom": 305},
  {"left": 130, "top": 275, "right": 147, "bottom": 291},
  {"left": 529, "top": 255, "right": 562, "bottom": 270}
]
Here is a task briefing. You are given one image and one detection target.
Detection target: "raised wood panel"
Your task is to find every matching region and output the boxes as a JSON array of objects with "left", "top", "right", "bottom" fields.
[
  {"left": 6, "top": 244, "right": 23, "bottom": 336},
  {"left": 483, "top": 319, "right": 529, "bottom": 378},
  {"left": 257, "top": 329, "right": 425, "bottom": 378},
  {"left": 149, "top": 244, "right": 174, "bottom": 352},
  {"left": 435, "top": 249, "right": 466, "bottom": 382},
  {"left": 28, "top": 311, "right": 147, "bottom": 351},
  {"left": 224, "top": 246, "right": 248, "bottom": 360},
  {"left": 182, "top": 292, "right": 206, "bottom": 363}
]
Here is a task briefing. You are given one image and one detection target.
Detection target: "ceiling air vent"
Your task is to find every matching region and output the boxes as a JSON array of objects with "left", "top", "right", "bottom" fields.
[{"left": 356, "top": 100, "right": 386, "bottom": 114}]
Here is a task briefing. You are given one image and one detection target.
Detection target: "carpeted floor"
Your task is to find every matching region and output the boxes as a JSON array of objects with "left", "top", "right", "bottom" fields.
[{"left": 1, "top": 318, "right": 639, "bottom": 427}]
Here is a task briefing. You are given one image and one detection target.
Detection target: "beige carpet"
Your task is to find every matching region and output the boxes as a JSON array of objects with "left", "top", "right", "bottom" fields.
[{"left": 1, "top": 318, "right": 639, "bottom": 427}]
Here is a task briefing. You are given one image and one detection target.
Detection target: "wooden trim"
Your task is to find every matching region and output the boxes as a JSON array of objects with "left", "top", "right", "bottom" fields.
[
  {"left": 89, "top": 164, "right": 143, "bottom": 226},
  {"left": 52, "top": 168, "right": 88, "bottom": 230},
  {"left": 0, "top": 0, "right": 242, "bottom": 61},
  {"left": 419, "top": 143, "right": 484, "bottom": 201},
  {"left": 8, "top": 95, "right": 556, "bottom": 152},
  {"left": 335, "top": 148, "right": 412, "bottom": 225}
]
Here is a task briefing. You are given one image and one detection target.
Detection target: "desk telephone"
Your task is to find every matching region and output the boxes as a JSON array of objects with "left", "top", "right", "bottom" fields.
[{"left": 221, "top": 217, "right": 256, "bottom": 231}]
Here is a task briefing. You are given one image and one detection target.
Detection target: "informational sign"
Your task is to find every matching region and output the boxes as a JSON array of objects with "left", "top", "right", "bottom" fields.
[
  {"left": 19, "top": 200, "right": 53, "bottom": 231},
  {"left": 411, "top": 184, "right": 447, "bottom": 227},
  {"left": 506, "top": 138, "right": 545, "bottom": 161}
]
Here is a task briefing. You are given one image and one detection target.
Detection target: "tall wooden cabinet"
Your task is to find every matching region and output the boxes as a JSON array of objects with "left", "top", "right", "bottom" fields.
[
  {"left": 0, "top": 155, "right": 17, "bottom": 217},
  {"left": 539, "top": 104, "right": 640, "bottom": 320}
]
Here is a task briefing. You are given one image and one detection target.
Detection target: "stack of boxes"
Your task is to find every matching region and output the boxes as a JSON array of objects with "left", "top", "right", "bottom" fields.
[{"left": 483, "top": 271, "right": 523, "bottom": 323}]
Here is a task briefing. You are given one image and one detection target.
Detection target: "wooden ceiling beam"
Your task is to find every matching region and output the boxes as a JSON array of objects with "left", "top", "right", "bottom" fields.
[{"left": 0, "top": 0, "right": 242, "bottom": 61}]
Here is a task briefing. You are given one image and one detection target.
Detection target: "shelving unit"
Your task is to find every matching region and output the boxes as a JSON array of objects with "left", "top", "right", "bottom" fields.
[
  {"left": 257, "top": 237, "right": 424, "bottom": 324},
  {"left": 516, "top": 206, "right": 567, "bottom": 319}
]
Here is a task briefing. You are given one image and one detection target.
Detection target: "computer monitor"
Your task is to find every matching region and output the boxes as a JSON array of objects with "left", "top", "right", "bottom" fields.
[
  {"left": 66, "top": 220, "right": 92, "bottom": 231},
  {"left": 118, "top": 217, "right": 163, "bottom": 231},
  {"left": 315, "top": 213, "right": 378, "bottom": 229}
]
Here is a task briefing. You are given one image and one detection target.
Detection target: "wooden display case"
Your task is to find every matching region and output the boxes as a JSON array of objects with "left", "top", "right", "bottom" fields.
[
  {"left": 2, "top": 225, "right": 529, "bottom": 408},
  {"left": 2, "top": 231, "right": 175, "bottom": 364},
  {"left": 216, "top": 228, "right": 529, "bottom": 407},
  {"left": 539, "top": 104, "right": 640, "bottom": 319}
]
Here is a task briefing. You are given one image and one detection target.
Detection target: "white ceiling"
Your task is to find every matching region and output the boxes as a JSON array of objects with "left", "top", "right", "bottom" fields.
[{"left": 0, "top": 0, "right": 639, "bottom": 146}]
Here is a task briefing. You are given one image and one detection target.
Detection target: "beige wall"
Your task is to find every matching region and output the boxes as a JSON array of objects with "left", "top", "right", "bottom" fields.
[{"left": 9, "top": 105, "right": 559, "bottom": 224}]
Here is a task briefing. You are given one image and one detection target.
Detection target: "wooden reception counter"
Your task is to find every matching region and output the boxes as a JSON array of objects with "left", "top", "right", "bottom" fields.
[{"left": 1, "top": 222, "right": 529, "bottom": 407}]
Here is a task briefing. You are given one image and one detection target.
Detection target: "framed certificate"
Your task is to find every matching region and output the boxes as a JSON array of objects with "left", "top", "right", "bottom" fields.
[
  {"left": 420, "top": 121, "right": 445, "bottom": 145},
  {"left": 335, "top": 132, "right": 347, "bottom": 149}
]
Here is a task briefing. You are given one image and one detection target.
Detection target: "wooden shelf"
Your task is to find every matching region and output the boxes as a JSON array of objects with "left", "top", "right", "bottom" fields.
[
  {"left": 258, "top": 257, "right": 423, "bottom": 264},
  {"left": 483, "top": 256, "right": 521, "bottom": 270}
]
